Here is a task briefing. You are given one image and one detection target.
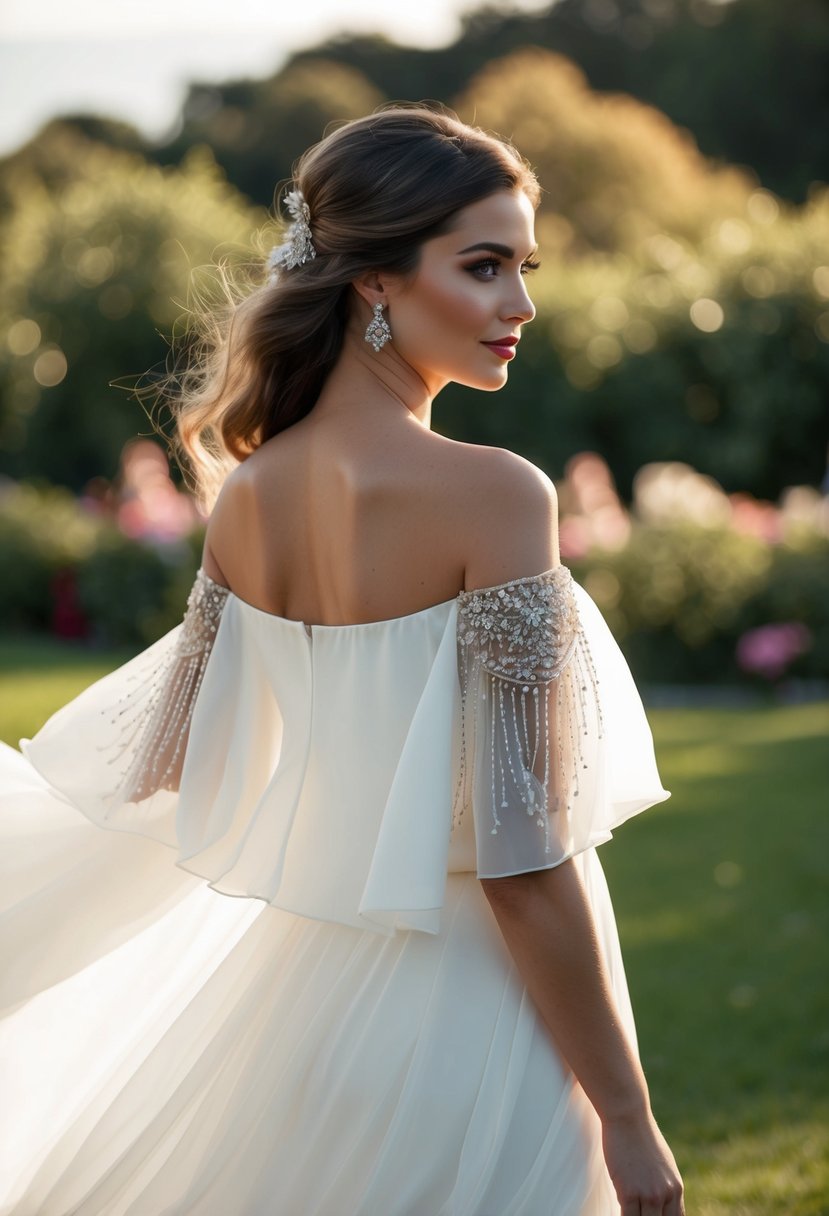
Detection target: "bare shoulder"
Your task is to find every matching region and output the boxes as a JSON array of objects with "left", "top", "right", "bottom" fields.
[
  {"left": 445, "top": 440, "right": 560, "bottom": 590},
  {"left": 200, "top": 460, "right": 257, "bottom": 585}
]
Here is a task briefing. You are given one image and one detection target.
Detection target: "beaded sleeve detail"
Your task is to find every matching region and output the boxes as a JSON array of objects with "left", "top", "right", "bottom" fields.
[
  {"left": 102, "top": 569, "right": 230, "bottom": 803},
  {"left": 452, "top": 565, "right": 605, "bottom": 877}
]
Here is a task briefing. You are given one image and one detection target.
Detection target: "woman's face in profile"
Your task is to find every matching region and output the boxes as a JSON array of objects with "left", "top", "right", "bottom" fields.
[{"left": 385, "top": 189, "right": 538, "bottom": 395}]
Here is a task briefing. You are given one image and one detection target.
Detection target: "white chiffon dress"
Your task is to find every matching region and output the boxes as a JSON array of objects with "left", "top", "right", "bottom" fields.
[{"left": 0, "top": 562, "right": 670, "bottom": 1216}]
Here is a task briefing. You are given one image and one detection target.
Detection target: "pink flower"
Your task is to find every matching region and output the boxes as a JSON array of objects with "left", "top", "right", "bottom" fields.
[{"left": 736, "top": 622, "right": 813, "bottom": 680}]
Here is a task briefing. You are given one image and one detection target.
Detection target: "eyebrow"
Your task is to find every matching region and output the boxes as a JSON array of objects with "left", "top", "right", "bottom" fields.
[
  {"left": 456, "top": 242, "right": 514, "bottom": 257},
  {"left": 456, "top": 242, "right": 537, "bottom": 259}
]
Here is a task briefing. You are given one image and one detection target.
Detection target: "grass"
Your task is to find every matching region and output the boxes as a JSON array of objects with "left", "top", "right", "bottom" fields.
[
  {"left": 0, "top": 636, "right": 136, "bottom": 748},
  {"left": 2, "top": 636, "right": 828, "bottom": 1214}
]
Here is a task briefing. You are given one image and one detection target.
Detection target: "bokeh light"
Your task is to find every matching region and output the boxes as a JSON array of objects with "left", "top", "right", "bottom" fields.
[
  {"left": 33, "top": 347, "right": 68, "bottom": 387},
  {"left": 6, "top": 318, "right": 41, "bottom": 356},
  {"left": 690, "top": 297, "right": 725, "bottom": 332}
]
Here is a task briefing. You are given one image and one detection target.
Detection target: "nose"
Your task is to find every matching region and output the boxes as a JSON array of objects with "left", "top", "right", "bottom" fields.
[{"left": 503, "top": 275, "right": 536, "bottom": 326}]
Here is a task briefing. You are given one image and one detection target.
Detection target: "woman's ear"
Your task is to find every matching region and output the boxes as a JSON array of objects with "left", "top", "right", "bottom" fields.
[{"left": 351, "top": 270, "right": 389, "bottom": 310}]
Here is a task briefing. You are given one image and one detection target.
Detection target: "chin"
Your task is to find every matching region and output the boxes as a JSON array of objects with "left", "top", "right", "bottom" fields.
[{"left": 461, "top": 369, "right": 510, "bottom": 392}]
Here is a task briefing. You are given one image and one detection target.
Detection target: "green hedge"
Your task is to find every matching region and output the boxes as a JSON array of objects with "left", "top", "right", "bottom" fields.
[
  {"left": 570, "top": 523, "right": 829, "bottom": 685},
  {"left": 0, "top": 481, "right": 202, "bottom": 645}
]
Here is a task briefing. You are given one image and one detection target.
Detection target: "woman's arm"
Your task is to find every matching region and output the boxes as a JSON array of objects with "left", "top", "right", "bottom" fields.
[{"left": 481, "top": 863, "right": 685, "bottom": 1215}]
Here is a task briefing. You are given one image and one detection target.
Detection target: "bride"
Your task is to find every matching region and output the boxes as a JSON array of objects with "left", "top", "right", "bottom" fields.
[{"left": 0, "top": 106, "right": 684, "bottom": 1215}]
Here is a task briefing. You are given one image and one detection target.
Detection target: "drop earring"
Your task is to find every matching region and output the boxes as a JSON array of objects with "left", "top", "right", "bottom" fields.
[{"left": 365, "top": 301, "right": 392, "bottom": 352}]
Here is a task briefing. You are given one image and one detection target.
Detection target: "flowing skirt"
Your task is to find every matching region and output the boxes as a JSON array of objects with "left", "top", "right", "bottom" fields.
[{"left": 0, "top": 742, "right": 627, "bottom": 1215}]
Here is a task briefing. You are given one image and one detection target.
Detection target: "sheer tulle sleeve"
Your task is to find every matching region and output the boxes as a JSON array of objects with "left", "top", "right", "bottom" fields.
[
  {"left": 110, "top": 569, "right": 230, "bottom": 803},
  {"left": 21, "top": 568, "right": 231, "bottom": 847},
  {"left": 451, "top": 565, "right": 609, "bottom": 879}
]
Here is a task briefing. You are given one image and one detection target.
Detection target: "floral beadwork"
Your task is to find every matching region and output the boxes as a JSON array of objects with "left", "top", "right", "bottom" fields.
[
  {"left": 102, "top": 569, "right": 229, "bottom": 803},
  {"left": 267, "top": 188, "right": 316, "bottom": 276},
  {"left": 457, "top": 565, "right": 579, "bottom": 684},
  {"left": 451, "top": 566, "right": 604, "bottom": 865}
]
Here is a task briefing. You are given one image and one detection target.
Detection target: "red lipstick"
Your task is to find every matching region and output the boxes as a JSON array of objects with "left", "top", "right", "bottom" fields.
[{"left": 481, "top": 336, "right": 519, "bottom": 360}]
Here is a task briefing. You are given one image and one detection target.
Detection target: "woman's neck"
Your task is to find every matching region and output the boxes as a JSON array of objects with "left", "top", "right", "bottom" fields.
[{"left": 311, "top": 315, "right": 440, "bottom": 430}]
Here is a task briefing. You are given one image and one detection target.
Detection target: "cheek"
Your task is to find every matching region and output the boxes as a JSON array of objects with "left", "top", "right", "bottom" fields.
[{"left": 416, "top": 275, "right": 492, "bottom": 339}]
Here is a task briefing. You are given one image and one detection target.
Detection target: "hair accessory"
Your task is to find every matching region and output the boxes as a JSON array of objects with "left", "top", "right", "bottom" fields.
[
  {"left": 365, "top": 301, "right": 392, "bottom": 352},
  {"left": 267, "top": 188, "right": 316, "bottom": 279}
]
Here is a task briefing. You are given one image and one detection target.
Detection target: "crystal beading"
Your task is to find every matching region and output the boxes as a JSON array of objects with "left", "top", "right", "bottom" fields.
[
  {"left": 100, "top": 569, "right": 229, "bottom": 803},
  {"left": 364, "top": 302, "right": 392, "bottom": 352},
  {"left": 268, "top": 188, "right": 316, "bottom": 277},
  {"left": 451, "top": 565, "right": 604, "bottom": 855}
]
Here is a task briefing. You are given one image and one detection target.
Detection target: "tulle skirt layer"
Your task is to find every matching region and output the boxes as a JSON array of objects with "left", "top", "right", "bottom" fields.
[{"left": 0, "top": 745, "right": 626, "bottom": 1216}]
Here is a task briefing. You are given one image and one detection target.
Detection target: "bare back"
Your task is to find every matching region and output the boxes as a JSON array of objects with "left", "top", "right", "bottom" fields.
[{"left": 202, "top": 409, "right": 560, "bottom": 626}]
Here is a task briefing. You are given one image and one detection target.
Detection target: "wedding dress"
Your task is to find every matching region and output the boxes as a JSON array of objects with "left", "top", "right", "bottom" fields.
[{"left": 0, "top": 562, "right": 670, "bottom": 1215}]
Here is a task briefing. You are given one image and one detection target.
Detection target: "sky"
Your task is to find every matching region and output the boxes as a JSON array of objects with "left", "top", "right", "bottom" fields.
[{"left": 0, "top": 0, "right": 552, "bottom": 157}]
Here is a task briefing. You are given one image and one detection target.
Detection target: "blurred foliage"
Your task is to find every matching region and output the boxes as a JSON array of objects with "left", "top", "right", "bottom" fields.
[
  {"left": 90, "top": 0, "right": 826, "bottom": 215},
  {"left": 454, "top": 48, "right": 751, "bottom": 257},
  {"left": 0, "top": 481, "right": 203, "bottom": 644},
  {"left": 0, "top": 128, "right": 268, "bottom": 489},
  {"left": 75, "top": 531, "right": 202, "bottom": 646},
  {"left": 0, "top": 480, "right": 104, "bottom": 630},
  {"left": 570, "top": 522, "right": 829, "bottom": 685},
  {"left": 583, "top": 522, "right": 774, "bottom": 649},
  {"left": 0, "top": 118, "right": 150, "bottom": 221},
  {"left": 0, "top": 7, "right": 826, "bottom": 500},
  {"left": 160, "top": 58, "right": 385, "bottom": 209},
  {"left": 290, "top": 0, "right": 828, "bottom": 207}
]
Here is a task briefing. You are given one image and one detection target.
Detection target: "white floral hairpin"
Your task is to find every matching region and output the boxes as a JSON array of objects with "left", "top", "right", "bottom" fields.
[{"left": 267, "top": 188, "right": 316, "bottom": 280}]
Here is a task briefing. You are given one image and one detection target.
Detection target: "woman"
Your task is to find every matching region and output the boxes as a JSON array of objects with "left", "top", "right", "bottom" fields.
[{"left": 0, "top": 107, "right": 684, "bottom": 1214}]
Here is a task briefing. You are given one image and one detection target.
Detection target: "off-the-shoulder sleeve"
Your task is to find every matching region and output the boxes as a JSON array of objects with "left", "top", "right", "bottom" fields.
[
  {"left": 110, "top": 569, "right": 230, "bottom": 803},
  {"left": 21, "top": 568, "right": 231, "bottom": 846},
  {"left": 451, "top": 565, "right": 608, "bottom": 879}
]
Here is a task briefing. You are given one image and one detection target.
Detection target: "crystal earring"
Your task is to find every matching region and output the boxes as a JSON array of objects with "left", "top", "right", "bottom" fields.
[{"left": 365, "top": 301, "right": 392, "bottom": 352}]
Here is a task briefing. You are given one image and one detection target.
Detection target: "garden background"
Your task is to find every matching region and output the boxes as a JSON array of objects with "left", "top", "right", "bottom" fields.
[{"left": 1, "top": 0, "right": 827, "bottom": 1211}]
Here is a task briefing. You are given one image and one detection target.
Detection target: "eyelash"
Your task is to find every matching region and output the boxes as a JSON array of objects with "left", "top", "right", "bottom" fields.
[{"left": 468, "top": 256, "right": 541, "bottom": 279}]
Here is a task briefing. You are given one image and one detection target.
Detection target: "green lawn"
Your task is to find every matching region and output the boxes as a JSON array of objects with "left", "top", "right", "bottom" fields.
[
  {"left": 2, "top": 637, "right": 828, "bottom": 1214},
  {"left": 602, "top": 701, "right": 829, "bottom": 1216},
  {"left": 0, "top": 636, "right": 136, "bottom": 749}
]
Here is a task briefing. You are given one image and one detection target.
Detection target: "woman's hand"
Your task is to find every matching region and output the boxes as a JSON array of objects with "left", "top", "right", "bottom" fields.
[{"left": 601, "top": 1109, "right": 685, "bottom": 1215}]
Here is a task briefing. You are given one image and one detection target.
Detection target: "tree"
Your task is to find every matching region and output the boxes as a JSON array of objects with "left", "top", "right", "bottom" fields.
[
  {"left": 455, "top": 47, "right": 752, "bottom": 256},
  {"left": 0, "top": 128, "right": 264, "bottom": 489},
  {"left": 161, "top": 58, "right": 385, "bottom": 207}
]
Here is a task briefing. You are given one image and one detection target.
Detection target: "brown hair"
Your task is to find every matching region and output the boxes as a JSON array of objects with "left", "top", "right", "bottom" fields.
[{"left": 158, "top": 105, "right": 539, "bottom": 510}]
